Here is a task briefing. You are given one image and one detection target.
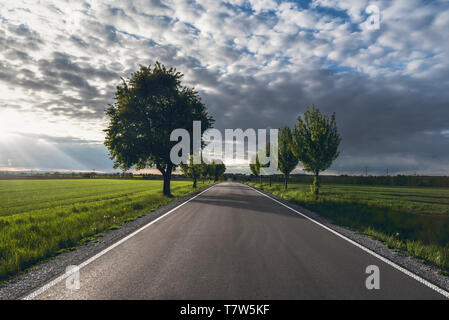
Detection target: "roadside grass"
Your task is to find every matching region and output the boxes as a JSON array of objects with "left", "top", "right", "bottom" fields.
[
  {"left": 0, "top": 179, "right": 211, "bottom": 281},
  {"left": 247, "top": 182, "right": 449, "bottom": 273}
]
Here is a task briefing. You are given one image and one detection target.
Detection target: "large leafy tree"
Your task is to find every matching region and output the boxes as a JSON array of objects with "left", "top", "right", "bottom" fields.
[
  {"left": 292, "top": 105, "right": 341, "bottom": 196},
  {"left": 278, "top": 126, "right": 298, "bottom": 190},
  {"left": 104, "top": 63, "right": 214, "bottom": 196}
]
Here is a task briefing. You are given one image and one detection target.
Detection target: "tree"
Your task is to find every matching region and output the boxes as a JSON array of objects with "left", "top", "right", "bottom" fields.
[
  {"left": 200, "top": 161, "right": 208, "bottom": 184},
  {"left": 210, "top": 161, "right": 226, "bottom": 182},
  {"left": 278, "top": 126, "right": 298, "bottom": 190},
  {"left": 180, "top": 155, "right": 202, "bottom": 188},
  {"left": 104, "top": 63, "right": 214, "bottom": 196},
  {"left": 291, "top": 105, "right": 341, "bottom": 196},
  {"left": 203, "top": 163, "right": 213, "bottom": 182},
  {"left": 249, "top": 154, "right": 262, "bottom": 186},
  {"left": 260, "top": 143, "right": 276, "bottom": 187}
]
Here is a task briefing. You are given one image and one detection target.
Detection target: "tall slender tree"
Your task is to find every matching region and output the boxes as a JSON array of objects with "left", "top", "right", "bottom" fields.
[
  {"left": 180, "top": 155, "right": 202, "bottom": 188},
  {"left": 200, "top": 161, "right": 208, "bottom": 184},
  {"left": 278, "top": 126, "right": 298, "bottom": 190},
  {"left": 260, "top": 143, "right": 276, "bottom": 187},
  {"left": 291, "top": 105, "right": 341, "bottom": 196},
  {"left": 249, "top": 154, "right": 262, "bottom": 186}
]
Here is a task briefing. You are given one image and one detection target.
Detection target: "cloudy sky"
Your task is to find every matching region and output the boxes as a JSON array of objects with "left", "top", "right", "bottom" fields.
[{"left": 0, "top": 0, "right": 448, "bottom": 175}]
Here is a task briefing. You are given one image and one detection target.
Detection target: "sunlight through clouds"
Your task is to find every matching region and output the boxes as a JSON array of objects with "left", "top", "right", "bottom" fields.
[
  {"left": 0, "top": 0, "right": 448, "bottom": 173},
  {"left": 0, "top": 109, "right": 104, "bottom": 141}
]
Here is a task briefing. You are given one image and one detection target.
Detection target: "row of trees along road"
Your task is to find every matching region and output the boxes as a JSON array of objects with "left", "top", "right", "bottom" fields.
[
  {"left": 104, "top": 63, "right": 214, "bottom": 197},
  {"left": 251, "top": 105, "right": 341, "bottom": 196},
  {"left": 179, "top": 155, "right": 226, "bottom": 188}
]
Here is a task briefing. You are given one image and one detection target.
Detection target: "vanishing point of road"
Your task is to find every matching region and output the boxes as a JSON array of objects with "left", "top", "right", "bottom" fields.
[{"left": 25, "top": 183, "right": 447, "bottom": 300}]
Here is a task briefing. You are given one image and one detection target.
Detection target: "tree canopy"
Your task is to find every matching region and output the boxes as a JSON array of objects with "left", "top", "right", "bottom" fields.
[
  {"left": 180, "top": 155, "right": 202, "bottom": 188},
  {"left": 211, "top": 161, "right": 226, "bottom": 182},
  {"left": 278, "top": 126, "right": 298, "bottom": 190},
  {"left": 291, "top": 105, "right": 341, "bottom": 195},
  {"left": 104, "top": 62, "right": 214, "bottom": 196},
  {"left": 249, "top": 153, "right": 262, "bottom": 186}
]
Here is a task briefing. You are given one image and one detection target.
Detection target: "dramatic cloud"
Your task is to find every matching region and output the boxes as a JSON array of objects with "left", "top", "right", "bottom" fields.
[{"left": 0, "top": 0, "right": 448, "bottom": 174}]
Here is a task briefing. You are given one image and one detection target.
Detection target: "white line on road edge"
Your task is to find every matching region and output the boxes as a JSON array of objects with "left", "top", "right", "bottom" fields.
[
  {"left": 246, "top": 184, "right": 449, "bottom": 299},
  {"left": 22, "top": 184, "right": 216, "bottom": 300}
]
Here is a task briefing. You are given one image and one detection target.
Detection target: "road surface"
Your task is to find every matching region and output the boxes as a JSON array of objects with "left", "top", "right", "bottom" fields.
[{"left": 26, "top": 183, "right": 446, "bottom": 299}]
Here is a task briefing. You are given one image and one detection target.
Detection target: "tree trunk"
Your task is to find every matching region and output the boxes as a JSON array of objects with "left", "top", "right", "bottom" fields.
[
  {"left": 269, "top": 175, "right": 272, "bottom": 187},
  {"left": 193, "top": 177, "right": 197, "bottom": 188},
  {"left": 160, "top": 164, "right": 173, "bottom": 197},
  {"left": 163, "top": 173, "right": 171, "bottom": 196},
  {"left": 259, "top": 175, "right": 262, "bottom": 187},
  {"left": 284, "top": 174, "right": 288, "bottom": 190},
  {"left": 313, "top": 171, "right": 320, "bottom": 196}
]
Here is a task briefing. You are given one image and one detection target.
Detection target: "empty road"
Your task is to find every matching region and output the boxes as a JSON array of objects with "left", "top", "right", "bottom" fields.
[{"left": 26, "top": 183, "right": 446, "bottom": 299}]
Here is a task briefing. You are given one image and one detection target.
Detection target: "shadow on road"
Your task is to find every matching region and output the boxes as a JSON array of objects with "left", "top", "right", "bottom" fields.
[{"left": 191, "top": 184, "right": 305, "bottom": 218}]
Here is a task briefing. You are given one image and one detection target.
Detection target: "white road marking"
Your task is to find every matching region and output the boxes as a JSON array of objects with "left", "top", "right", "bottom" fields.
[
  {"left": 22, "top": 185, "right": 216, "bottom": 300},
  {"left": 246, "top": 184, "right": 449, "bottom": 299},
  {"left": 23, "top": 182, "right": 449, "bottom": 299}
]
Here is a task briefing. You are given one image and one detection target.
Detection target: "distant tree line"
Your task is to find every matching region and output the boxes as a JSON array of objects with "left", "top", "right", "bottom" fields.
[
  {"left": 0, "top": 171, "right": 223, "bottom": 182},
  {"left": 290, "top": 174, "right": 449, "bottom": 188},
  {"left": 180, "top": 156, "right": 226, "bottom": 188}
]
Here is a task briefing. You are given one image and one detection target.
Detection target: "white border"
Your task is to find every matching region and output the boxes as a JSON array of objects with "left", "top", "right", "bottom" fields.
[
  {"left": 246, "top": 184, "right": 449, "bottom": 299},
  {"left": 22, "top": 185, "right": 216, "bottom": 300}
]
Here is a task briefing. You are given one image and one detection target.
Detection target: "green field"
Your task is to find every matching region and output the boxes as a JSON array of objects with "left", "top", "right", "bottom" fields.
[
  {"left": 247, "top": 181, "right": 449, "bottom": 272},
  {"left": 3, "top": 179, "right": 449, "bottom": 282},
  {"left": 253, "top": 183, "right": 449, "bottom": 215},
  {"left": 0, "top": 179, "right": 208, "bottom": 281}
]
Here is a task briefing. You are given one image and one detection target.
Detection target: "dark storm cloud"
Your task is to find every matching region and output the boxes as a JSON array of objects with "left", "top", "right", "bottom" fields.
[
  {"left": 0, "top": 60, "right": 60, "bottom": 94},
  {"left": 1, "top": 23, "right": 44, "bottom": 51},
  {"left": 192, "top": 64, "right": 449, "bottom": 174},
  {"left": 0, "top": 51, "right": 118, "bottom": 117},
  {"left": 39, "top": 52, "right": 118, "bottom": 82},
  {"left": 4, "top": 48, "right": 30, "bottom": 61},
  {"left": 70, "top": 35, "right": 89, "bottom": 48},
  {"left": 7, "top": 23, "right": 39, "bottom": 39}
]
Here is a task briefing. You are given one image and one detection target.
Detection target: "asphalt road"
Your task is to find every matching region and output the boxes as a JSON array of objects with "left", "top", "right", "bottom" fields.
[{"left": 27, "top": 182, "right": 446, "bottom": 299}]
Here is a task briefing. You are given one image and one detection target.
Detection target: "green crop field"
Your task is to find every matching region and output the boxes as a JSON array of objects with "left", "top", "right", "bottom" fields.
[
  {"left": 247, "top": 181, "right": 449, "bottom": 273},
  {"left": 250, "top": 182, "right": 449, "bottom": 215},
  {"left": 0, "top": 179, "right": 209, "bottom": 281}
]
